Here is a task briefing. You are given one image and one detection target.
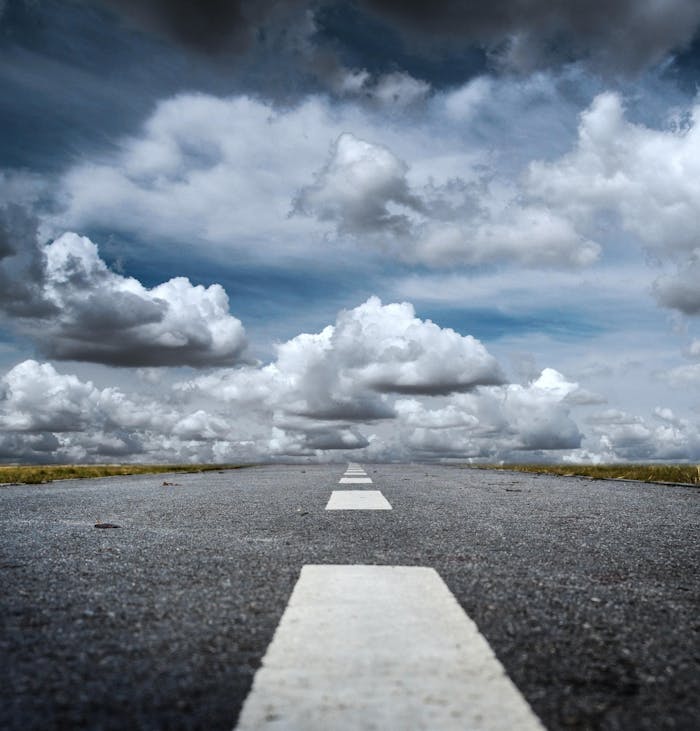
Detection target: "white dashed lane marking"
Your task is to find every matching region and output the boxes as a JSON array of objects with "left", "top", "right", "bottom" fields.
[
  {"left": 235, "top": 565, "right": 545, "bottom": 731},
  {"left": 338, "top": 477, "right": 372, "bottom": 484},
  {"left": 325, "top": 490, "right": 392, "bottom": 510}
]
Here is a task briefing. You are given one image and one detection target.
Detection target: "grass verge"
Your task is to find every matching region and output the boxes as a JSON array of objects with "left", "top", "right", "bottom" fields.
[
  {"left": 465, "top": 463, "right": 700, "bottom": 485},
  {"left": 0, "top": 464, "right": 249, "bottom": 485}
]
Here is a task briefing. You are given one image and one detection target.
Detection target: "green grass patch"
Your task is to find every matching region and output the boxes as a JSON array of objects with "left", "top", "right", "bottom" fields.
[
  {"left": 465, "top": 463, "right": 700, "bottom": 485},
  {"left": 0, "top": 463, "right": 249, "bottom": 485}
]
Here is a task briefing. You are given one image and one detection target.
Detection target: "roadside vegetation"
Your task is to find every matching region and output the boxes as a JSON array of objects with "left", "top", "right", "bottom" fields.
[
  {"left": 466, "top": 463, "right": 700, "bottom": 485},
  {"left": 0, "top": 464, "right": 249, "bottom": 485}
]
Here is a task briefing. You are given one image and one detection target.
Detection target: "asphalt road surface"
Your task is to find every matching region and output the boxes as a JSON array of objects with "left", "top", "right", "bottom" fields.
[{"left": 1, "top": 464, "right": 698, "bottom": 730}]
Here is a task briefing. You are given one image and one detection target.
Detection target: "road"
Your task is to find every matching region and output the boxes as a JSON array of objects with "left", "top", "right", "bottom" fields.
[{"left": 1, "top": 463, "right": 698, "bottom": 730}]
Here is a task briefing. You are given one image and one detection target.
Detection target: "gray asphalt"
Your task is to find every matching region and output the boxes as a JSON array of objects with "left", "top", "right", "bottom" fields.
[{"left": 1, "top": 464, "right": 698, "bottom": 730}]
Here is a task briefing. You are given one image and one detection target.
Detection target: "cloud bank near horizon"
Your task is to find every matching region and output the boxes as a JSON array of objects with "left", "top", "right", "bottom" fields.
[{"left": 2, "top": 278, "right": 698, "bottom": 464}]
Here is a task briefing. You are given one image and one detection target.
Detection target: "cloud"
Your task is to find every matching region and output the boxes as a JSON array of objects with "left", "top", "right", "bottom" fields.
[
  {"left": 0, "top": 205, "right": 56, "bottom": 318},
  {"left": 0, "top": 295, "right": 508, "bottom": 462},
  {"left": 502, "top": 369, "right": 582, "bottom": 450},
  {"left": 95, "top": 1, "right": 700, "bottom": 75},
  {"left": 529, "top": 92, "right": 700, "bottom": 256},
  {"left": 387, "top": 368, "right": 582, "bottom": 459},
  {"left": 96, "top": 0, "right": 304, "bottom": 56},
  {"left": 296, "top": 132, "right": 600, "bottom": 268},
  {"left": 329, "top": 298, "right": 504, "bottom": 395},
  {"left": 409, "top": 205, "right": 600, "bottom": 268},
  {"left": 660, "top": 362, "right": 700, "bottom": 388},
  {"left": 653, "top": 257, "right": 700, "bottom": 315},
  {"left": 0, "top": 358, "right": 261, "bottom": 463},
  {"left": 183, "top": 296, "right": 505, "bottom": 420},
  {"left": 0, "top": 360, "right": 96, "bottom": 432},
  {"left": 316, "top": 296, "right": 504, "bottom": 395},
  {"left": 294, "top": 133, "right": 421, "bottom": 237},
  {"left": 3, "top": 300, "right": 696, "bottom": 463},
  {"left": 0, "top": 221, "right": 248, "bottom": 367},
  {"left": 442, "top": 76, "right": 493, "bottom": 121},
  {"left": 583, "top": 406, "right": 700, "bottom": 460},
  {"left": 359, "top": 0, "right": 700, "bottom": 73},
  {"left": 525, "top": 91, "right": 700, "bottom": 314},
  {"left": 178, "top": 315, "right": 590, "bottom": 461},
  {"left": 0, "top": 359, "right": 156, "bottom": 433},
  {"left": 269, "top": 423, "right": 369, "bottom": 457},
  {"left": 54, "top": 84, "right": 610, "bottom": 271},
  {"left": 39, "top": 232, "right": 248, "bottom": 367},
  {"left": 172, "top": 296, "right": 518, "bottom": 459},
  {"left": 370, "top": 72, "right": 430, "bottom": 107},
  {"left": 172, "top": 409, "right": 232, "bottom": 441},
  {"left": 56, "top": 94, "right": 340, "bottom": 258}
]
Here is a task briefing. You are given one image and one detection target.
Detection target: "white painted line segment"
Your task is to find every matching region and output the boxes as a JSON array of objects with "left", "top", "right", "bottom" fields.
[
  {"left": 325, "top": 490, "right": 392, "bottom": 510},
  {"left": 338, "top": 477, "right": 372, "bottom": 484},
  {"left": 235, "top": 565, "right": 545, "bottom": 731}
]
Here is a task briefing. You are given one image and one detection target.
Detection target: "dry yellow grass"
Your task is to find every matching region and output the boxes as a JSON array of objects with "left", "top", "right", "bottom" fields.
[
  {"left": 0, "top": 464, "right": 249, "bottom": 485},
  {"left": 465, "top": 463, "right": 700, "bottom": 485}
]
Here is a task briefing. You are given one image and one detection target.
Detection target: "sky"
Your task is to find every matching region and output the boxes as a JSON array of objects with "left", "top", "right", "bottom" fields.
[{"left": 2, "top": 0, "right": 700, "bottom": 464}]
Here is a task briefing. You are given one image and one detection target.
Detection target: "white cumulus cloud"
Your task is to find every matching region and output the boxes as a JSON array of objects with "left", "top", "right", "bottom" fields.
[
  {"left": 0, "top": 227, "right": 248, "bottom": 367},
  {"left": 296, "top": 132, "right": 600, "bottom": 268},
  {"left": 528, "top": 91, "right": 700, "bottom": 315}
]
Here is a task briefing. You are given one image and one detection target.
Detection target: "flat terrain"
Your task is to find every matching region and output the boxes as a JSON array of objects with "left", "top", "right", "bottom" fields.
[{"left": 1, "top": 464, "right": 698, "bottom": 730}]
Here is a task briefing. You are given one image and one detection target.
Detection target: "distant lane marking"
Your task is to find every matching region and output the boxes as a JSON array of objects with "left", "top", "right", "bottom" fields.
[
  {"left": 325, "top": 490, "right": 392, "bottom": 510},
  {"left": 339, "top": 477, "right": 372, "bottom": 484},
  {"left": 235, "top": 565, "right": 545, "bottom": 731}
]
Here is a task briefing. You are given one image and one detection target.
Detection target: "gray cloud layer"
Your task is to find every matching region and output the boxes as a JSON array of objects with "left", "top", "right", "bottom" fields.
[
  {"left": 361, "top": 0, "right": 700, "bottom": 72},
  {"left": 96, "top": 0, "right": 700, "bottom": 73},
  {"left": 97, "top": 0, "right": 303, "bottom": 55}
]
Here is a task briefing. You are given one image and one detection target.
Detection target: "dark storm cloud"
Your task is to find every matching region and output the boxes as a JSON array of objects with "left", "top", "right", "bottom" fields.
[
  {"left": 0, "top": 205, "right": 56, "bottom": 318},
  {"left": 0, "top": 431, "right": 61, "bottom": 462},
  {"left": 358, "top": 0, "right": 700, "bottom": 72},
  {"left": 101, "top": 0, "right": 700, "bottom": 73},
  {"left": 0, "top": 0, "right": 295, "bottom": 172},
  {"left": 96, "top": 0, "right": 304, "bottom": 55}
]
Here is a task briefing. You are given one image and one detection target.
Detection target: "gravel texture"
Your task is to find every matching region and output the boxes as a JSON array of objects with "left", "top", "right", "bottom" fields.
[{"left": 1, "top": 464, "right": 698, "bottom": 730}]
